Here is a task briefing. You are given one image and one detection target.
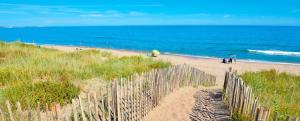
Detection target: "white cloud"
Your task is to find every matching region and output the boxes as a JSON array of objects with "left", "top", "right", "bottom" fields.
[
  {"left": 104, "top": 10, "right": 122, "bottom": 17},
  {"left": 223, "top": 14, "right": 232, "bottom": 18},
  {"left": 0, "top": 10, "right": 24, "bottom": 14},
  {"left": 187, "top": 13, "right": 210, "bottom": 16},
  {"left": 80, "top": 13, "right": 104, "bottom": 17},
  {"left": 0, "top": 3, "right": 147, "bottom": 19},
  {"left": 79, "top": 10, "right": 146, "bottom": 18},
  {"left": 111, "top": 4, "right": 162, "bottom": 7},
  {"left": 128, "top": 11, "right": 145, "bottom": 16},
  {"left": 0, "top": 3, "right": 86, "bottom": 15}
]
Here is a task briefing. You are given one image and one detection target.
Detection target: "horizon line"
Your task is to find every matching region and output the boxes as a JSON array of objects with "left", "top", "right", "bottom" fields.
[{"left": 1, "top": 24, "right": 300, "bottom": 28}]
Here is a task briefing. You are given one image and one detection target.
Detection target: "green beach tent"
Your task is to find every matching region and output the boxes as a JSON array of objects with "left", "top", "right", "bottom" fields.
[{"left": 151, "top": 50, "right": 160, "bottom": 57}]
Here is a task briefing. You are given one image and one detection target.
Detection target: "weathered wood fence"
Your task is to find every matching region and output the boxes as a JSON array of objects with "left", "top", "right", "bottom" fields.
[
  {"left": 1, "top": 64, "right": 216, "bottom": 121},
  {"left": 223, "top": 68, "right": 299, "bottom": 121}
]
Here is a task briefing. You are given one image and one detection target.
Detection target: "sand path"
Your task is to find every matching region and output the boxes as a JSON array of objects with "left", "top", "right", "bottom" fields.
[
  {"left": 141, "top": 87, "right": 230, "bottom": 121},
  {"left": 189, "top": 90, "right": 229, "bottom": 121},
  {"left": 141, "top": 87, "right": 198, "bottom": 121}
]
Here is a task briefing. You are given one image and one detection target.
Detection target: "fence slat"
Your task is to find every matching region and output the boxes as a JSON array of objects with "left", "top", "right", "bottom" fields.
[
  {"left": 16, "top": 102, "right": 22, "bottom": 121},
  {"left": 45, "top": 104, "right": 50, "bottom": 121},
  {"left": 79, "top": 95, "right": 87, "bottom": 121},
  {"left": 87, "top": 93, "right": 93, "bottom": 121},
  {"left": 0, "top": 108, "right": 5, "bottom": 121},
  {"left": 286, "top": 116, "right": 291, "bottom": 121},
  {"left": 93, "top": 93, "right": 101, "bottom": 121},
  {"left": 36, "top": 102, "right": 41, "bottom": 121},
  {"left": 28, "top": 107, "right": 32, "bottom": 121},
  {"left": 6, "top": 100, "right": 14, "bottom": 121},
  {"left": 100, "top": 91, "right": 105, "bottom": 121},
  {"left": 56, "top": 104, "right": 62, "bottom": 121},
  {"left": 72, "top": 99, "right": 78, "bottom": 121}
]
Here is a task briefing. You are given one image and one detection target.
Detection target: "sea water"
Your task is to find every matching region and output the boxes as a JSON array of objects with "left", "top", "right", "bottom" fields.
[{"left": 0, "top": 25, "right": 300, "bottom": 63}]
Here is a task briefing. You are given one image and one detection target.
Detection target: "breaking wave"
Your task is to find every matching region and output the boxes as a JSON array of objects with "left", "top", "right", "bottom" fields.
[{"left": 248, "top": 49, "right": 300, "bottom": 57}]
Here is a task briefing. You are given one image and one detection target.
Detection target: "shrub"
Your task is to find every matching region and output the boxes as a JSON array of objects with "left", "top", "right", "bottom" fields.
[
  {"left": 230, "top": 113, "right": 250, "bottom": 121},
  {"left": 0, "top": 41, "right": 171, "bottom": 109},
  {"left": 1, "top": 81, "right": 80, "bottom": 110},
  {"left": 240, "top": 69, "right": 300, "bottom": 120},
  {"left": 90, "top": 56, "right": 171, "bottom": 80}
]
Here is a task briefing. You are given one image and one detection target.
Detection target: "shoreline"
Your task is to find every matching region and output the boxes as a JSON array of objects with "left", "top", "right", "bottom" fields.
[
  {"left": 42, "top": 44, "right": 300, "bottom": 89},
  {"left": 41, "top": 43, "right": 300, "bottom": 66},
  {"left": 162, "top": 52, "right": 300, "bottom": 66}
]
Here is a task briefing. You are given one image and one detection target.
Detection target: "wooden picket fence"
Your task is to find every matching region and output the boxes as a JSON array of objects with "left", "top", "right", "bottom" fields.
[
  {"left": 223, "top": 68, "right": 299, "bottom": 121},
  {"left": 0, "top": 64, "right": 216, "bottom": 121}
]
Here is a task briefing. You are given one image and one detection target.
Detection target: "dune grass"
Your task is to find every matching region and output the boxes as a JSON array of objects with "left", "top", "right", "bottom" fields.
[
  {"left": 3, "top": 81, "right": 80, "bottom": 109},
  {"left": 0, "top": 41, "right": 171, "bottom": 109},
  {"left": 240, "top": 70, "right": 300, "bottom": 120}
]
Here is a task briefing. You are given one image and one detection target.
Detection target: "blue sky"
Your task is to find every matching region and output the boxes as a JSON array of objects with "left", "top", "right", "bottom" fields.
[{"left": 0, "top": 0, "right": 300, "bottom": 26}]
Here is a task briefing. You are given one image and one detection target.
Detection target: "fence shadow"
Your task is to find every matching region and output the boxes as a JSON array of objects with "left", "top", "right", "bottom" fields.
[{"left": 189, "top": 90, "right": 230, "bottom": 121}]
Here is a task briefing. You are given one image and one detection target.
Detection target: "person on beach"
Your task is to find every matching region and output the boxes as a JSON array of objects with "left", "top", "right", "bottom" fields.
[
  {"left": 229, "top": 58, "right": 233, "bottom": 63},
  {"left": 222, "top": 58, "right": 228, "bottom": 63},
  {"left": 229, "top": 54, "right": 237, "bottom": 63},
  {"left": 223, "top": 55, "right": 236, "bottom": 64}
]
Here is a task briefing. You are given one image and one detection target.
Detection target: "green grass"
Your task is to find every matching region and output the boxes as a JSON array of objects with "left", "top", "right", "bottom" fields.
[
  {"left": 230, "top": 113, "right": 250, "bottom": 121},
  {"left": 240, "top": 69, "right": 300, "bottom": 120},
  {"left": 0, "top": 41, "right": 171, "bottom": 109},
  {"left": 2, "top": 81, "right": 80, "bottom": 110}
]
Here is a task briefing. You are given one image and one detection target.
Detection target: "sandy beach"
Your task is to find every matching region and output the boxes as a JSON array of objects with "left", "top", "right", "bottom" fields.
[
  {"left": 37, "top": 45, "right": 300, "bottom": 121},
  {"left": 43, "top": 45, "right": 300, "bottom": 88}
]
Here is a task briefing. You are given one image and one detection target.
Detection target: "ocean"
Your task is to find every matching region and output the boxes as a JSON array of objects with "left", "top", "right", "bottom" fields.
[{"left": 0, "top": 25, "right": 300, "bottom": 63}]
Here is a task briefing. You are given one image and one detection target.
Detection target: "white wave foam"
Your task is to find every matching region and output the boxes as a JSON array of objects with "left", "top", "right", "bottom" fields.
[{"left": 248, "top": 49, "right": 300, "bottom": 56}]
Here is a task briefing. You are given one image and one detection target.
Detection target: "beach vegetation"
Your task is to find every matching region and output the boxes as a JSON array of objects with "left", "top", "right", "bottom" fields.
[
  {"left": 0, "top": 41, "right": 171, "bottom": 109},
  {"left": 2, "top": 81, "right": 80, "bottom": 110},
  {"left": 230, "top": 113, "right": 250, "bottom": 121},
  {"left": 240, "top": 70, "right": 300, "bottom": 120}
]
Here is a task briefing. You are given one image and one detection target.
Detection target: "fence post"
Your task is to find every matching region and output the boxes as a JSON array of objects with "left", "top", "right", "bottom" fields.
[
  {"left": 28, "top": 106, "right": 33, "bottom": 121},
  {"left": 6, "top": 100, "right": 14, "bottom": 121},
  {"left": 87, "top": 93, "right": 92, "bottom": 121},
  {"left": 36, "top": 102, "right": 41, "bottom": 121},
  {"left": 16, "top": 102, "right": 22, "bottom": 121},
  {"left": 273, "top": 112, "right": 277, "bottom": 121},
  {"left": 286, "top": 116, "right": 291, "bottom": 121},
  {"left": 72, "top": 99, "right": 78, "bottom": 121},
  {"left": 93, "top": 93, "right": 101, "bottom": 121},
  {"left": 107, "top": 86, "right": 112, "bottom": 121},
  {"left": 79, "top": 95, "right": 87, "bottom": 121},
  {"left": 45, "top": 103, "right": 50, "bottom": 121},
  {"left": 100, "top": 91, "right": 105, "bottom": 121},
  {"left": 0, "top": 108, "right": 5, "bottom": 121}
]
